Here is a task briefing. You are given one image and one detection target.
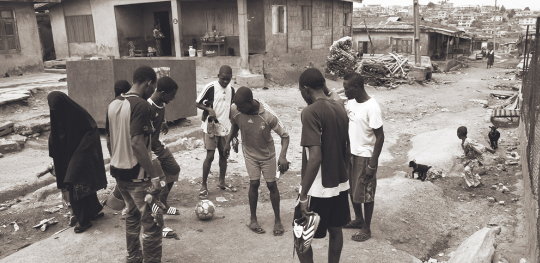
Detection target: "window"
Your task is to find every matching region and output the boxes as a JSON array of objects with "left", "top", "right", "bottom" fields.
[
  {"left": 343, "top": 12, "right": 351, "bottom": 26},
  {"left": 272, "top": 5, "right": 286, "bottom": 34},
  {"left": 391, "top": 38, "right": 413, "bottom": 53},
  {"left": 301, "top": 6, "right": 312, "bottom": 30},
  {"left": 0, "top": 9, "right": 19, "bottom": 52},
  {"left": 65, "top": 15, "right": 95, "bottom": 43},
  {"left": 325, "top": 3, "right": 332, "bottom": 27}
]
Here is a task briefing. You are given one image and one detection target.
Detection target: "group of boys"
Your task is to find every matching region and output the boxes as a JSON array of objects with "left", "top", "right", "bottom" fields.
[{"left": 105, "top": 64, "right": 385, "bottom": 263}]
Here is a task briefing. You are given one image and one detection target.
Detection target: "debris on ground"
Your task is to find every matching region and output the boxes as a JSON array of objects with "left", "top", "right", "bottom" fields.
[
  {"left": 33, "top": 217, "right": 59, "bottom": 232},
  {"left": 215, "top": 197, "right": 228, "bottom": 203},
  {"left": 10, "top": 222, "right": 19, "bottom": 232},
  {"left": 0, "top": 121, "right": 14, "bottom": 137},
  {"left": 361, "top": 53, "right": 411, "bottom": 87},
  {"left": 44, "top": 205, "right": 63, "bottom": 214},
  {"left": 326, "top": 36, "right": 361, "bottom": 78},
  {"left": 448, "top": 227, "right": 500, "bottom": 263}
]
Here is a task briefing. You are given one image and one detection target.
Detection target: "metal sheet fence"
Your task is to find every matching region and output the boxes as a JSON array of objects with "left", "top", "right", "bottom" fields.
[{"left": 521, "top": 19, "right": 540, "bottom": 199}]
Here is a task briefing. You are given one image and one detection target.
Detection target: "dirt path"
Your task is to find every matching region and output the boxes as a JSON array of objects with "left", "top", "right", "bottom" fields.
[{"left": 0, "top": 60, "right": 527, "bottom": 262}]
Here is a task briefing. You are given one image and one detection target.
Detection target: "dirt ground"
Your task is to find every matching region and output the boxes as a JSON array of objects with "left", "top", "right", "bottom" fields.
[{"left": 0, "top": 57, "right": 528, "bottom": 262}]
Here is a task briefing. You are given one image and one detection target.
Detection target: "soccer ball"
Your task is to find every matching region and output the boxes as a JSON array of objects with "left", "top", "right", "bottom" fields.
[{"left": 195, "top": 200, "right": 215, "bottom": 220}]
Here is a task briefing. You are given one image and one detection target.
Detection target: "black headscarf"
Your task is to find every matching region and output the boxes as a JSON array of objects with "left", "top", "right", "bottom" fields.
[{"left": 48, "top": 91, "right": 107, "bottom": 192}]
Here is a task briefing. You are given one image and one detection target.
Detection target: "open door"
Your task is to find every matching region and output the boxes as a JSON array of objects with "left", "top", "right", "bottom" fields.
[{"left": 154, "top": 11, "right": 172, "bottom": 56}]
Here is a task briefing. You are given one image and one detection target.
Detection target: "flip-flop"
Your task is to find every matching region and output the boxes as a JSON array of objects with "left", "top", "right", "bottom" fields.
[
  {"left": 199, "top": 189, "right": 209, "bottom": 199},
  {"left": 247, "top": 224, "right": 266, "bottom": 234},
  {"left": 343, "top": 220, "right": 363, "bottom": 229},
  {"left": 217, "top": 184, "right": 237, "bottom": 192},
  {"left": 273, "top": 224, "right": 285, "bottom": 236},
  {"left": 74, "top": 223, "right": 92, "bottom": 234},
  {"left": 351, "top": 230, "right": 371, "bottom": 242}
]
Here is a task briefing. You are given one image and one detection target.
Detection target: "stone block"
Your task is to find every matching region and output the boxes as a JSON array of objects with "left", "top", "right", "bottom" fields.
[
  {"left": 0, "top": 121, "right": 14, "bottom": 137},
  {"left": 0, "top": 139, "right": 21, "bottom": 154},
  {"left": 448, "top": 227, "right": 500, "bottom": 263},
  {"left": 235, "top": 73, "right": 266, "bottom": 89}
]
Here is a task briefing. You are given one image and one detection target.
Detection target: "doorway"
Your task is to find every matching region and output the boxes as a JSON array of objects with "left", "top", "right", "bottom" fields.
[{"left": 154, "top": 11, "right": 172, "bottom": 56}]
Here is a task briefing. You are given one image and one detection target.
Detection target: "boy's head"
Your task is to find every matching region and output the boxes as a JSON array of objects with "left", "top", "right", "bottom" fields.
[
  {"left": 457, "top": 126, "right": 468, "bottom": 139},
  {"left": 156, "top": 76, "right": 178, "bottom": 104},
  {"left": 218, "top": 65, "right": 233, "bottom": 88},
  {"left": 343, "top": 72, "right": 365, "bottom": 100},
  {"left": 234, "top": 86, "right": 257, "bottom": 114},
  {"left": 114, "top": 80, "right": 131, "bottom": 97},
  {"left": 133, "top": 66, "right": 157, "bottom": 99},
  {"left": 298, "top": 68, "right": 326, "bottom": 105}
]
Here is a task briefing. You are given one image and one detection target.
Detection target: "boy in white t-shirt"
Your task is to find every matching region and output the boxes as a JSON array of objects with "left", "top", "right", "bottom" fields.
[{"left": 343, "top": 72, "right": 385, "bottom": 242}]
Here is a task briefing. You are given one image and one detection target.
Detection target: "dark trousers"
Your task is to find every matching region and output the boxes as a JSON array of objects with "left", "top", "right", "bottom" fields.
[
  {"left": 70, "top": 191, "right": 102, "bottom": 226},
  {"left": 116, "top": 179, "right": 162, "bottom": 263}
]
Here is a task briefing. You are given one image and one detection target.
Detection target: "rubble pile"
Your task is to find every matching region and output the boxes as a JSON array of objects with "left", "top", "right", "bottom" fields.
[
  {"left": 326, "top": 36, "right": 361, "bottom": 78},
  {"left": 361, "top": 53, "right": 410, "bottom": 87}
]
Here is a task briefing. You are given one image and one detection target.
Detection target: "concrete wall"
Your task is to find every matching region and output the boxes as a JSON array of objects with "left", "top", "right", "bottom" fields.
[
  {"left": 352, "top": 31, "right": 430, "bottom": 56},
  {"left": 264, "top": 0, "right": 352, "bottom": 55},
  {"left": 0, "top": 3, "right": 43, "bottom": 76},
  {"left": 519, "top": 122, "right": 540, "bottom": 263},
  {"left": 49, "top": 5, "right": 68, "bottom": 58}
]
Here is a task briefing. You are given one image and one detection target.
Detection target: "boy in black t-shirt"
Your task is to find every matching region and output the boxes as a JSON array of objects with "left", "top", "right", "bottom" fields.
[
  {"left": 295, "top": 68, "right": 351, "bottom": 263},
  {"left": 148, "top": 77, "right": 180, "bottom": 214}
]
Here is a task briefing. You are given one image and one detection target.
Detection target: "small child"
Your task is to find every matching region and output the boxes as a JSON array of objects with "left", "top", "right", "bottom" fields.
[{"left": 457, "top": 126, "right": 494, "bottom": 187}]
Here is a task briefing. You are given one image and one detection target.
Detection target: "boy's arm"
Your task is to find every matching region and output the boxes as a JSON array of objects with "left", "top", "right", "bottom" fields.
[
  {"left": 369, "top": 126, "right": 385, "bottom": 169},
  {"left": 131, "top": 134, "right": 156, "bottom": 178}
]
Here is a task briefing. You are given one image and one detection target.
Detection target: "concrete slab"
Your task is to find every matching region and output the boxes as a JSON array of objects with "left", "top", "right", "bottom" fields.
[{"left": 235, "top": 73, "right": 266, "bottom": 89}]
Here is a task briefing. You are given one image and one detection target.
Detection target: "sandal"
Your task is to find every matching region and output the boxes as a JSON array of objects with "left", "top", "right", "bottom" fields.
[
  {"left": 217, "top": 184, "right": 237, "bottom": 192},
  {"left": 162, "top": 227, "right": 179, "bottom": 239},
  {"left": 343, "top": 220, "right": 363, "bottom": 229},
  {"left": 154, "top": 204, "right": 180, "bottom": 215},
  {"left": 199, "top": 188, "right": 209, "bottom": 199},
  {"left": 247, "top": 223, "right": 266, "bottom": 234},
  {"left": 351, "top": 230, "right": 371, "bottom": 242},
  {"left": 273, "top": 223, "right": 284, "bottom": 236}
]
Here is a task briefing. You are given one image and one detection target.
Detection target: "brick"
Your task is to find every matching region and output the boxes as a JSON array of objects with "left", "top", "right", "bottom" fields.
[
  {"left": 0, "top": 139, "right": 21, "bottom": 154},
  {"left": 0, "top": 121, "right": 14, "bottom": 137}
]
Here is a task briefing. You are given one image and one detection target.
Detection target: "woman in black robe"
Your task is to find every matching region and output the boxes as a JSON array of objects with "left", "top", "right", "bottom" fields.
[{"left": 47, "top": 91, "right": 107, "bottom": 233}]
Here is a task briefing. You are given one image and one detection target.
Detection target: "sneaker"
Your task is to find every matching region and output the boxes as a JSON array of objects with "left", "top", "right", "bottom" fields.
[{"left": 293, "top": 213, "right": 320, "bottom": 255}]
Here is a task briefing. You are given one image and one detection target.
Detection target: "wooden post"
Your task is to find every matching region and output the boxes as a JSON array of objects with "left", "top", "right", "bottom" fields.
[
  {"left": 171, "top": 0, "right": 182, "bottom": 57},
  {"left": 237, "top": 0, "right": 250, "bottom": 74},
  {"left": 413, "top": 0, "right": 420, "bottom": 65},
  {"left": 446, "top": 35, "right": 450, "bottom": 60}
]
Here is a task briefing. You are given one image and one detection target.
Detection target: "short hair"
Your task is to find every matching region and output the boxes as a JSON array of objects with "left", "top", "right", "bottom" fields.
[
  {"left": 234, "top": 86, "right": 253, "bottom": 103},
  {"left": 343, "top": 72, "right": 365, "bottom": 90},
  {"left": 133, "top": 66, "right": 157, "bottom": 85},
  {"left": 114, "top": 80, "right": 131, "bottom": 97},
  {"left": 299, "top": 68, "right": 325, "bottom": 90},
  {"left": 157, "top": 76, "right": 178, "bottom": 94},
  {"left": 457, "top": 126, "right": 468, "bottom": 137},
  {"left": 219, "top": 65, "right": 233, "bottom": 76}
]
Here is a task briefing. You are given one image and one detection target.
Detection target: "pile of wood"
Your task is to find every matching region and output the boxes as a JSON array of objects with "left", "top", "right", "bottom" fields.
[{"left": 361, "top": 53, "right": 410, "bottom": 86}]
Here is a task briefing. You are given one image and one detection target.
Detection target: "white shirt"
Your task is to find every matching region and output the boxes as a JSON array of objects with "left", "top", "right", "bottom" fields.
[
  {"left": 346, "top": 98, "right": 383, "bottom": 157},
  {"left": 196, "top": 80, "right": 233, "bottom": 136},
  {"left": 300, "top": 147, "right": 350, "bottom": 198}
]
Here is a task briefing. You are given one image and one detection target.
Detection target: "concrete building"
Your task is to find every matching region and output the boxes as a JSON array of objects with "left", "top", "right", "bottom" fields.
[
  {"left": 352, "top": 20, "right": 471, "bottom": 60},
  {"left": 0, "top": 0, "right": 52, "bottom": 76},
  {"left": 37, "top": 0, "right": 359, "bottom": 83},
  {"left": 519, "top": 16, "right": 537, "bottom": 31}
]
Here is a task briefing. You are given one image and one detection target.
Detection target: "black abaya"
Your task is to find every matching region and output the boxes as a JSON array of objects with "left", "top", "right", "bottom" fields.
[{"left": 47, "top": 91, "right": 107, "bottom": 228}]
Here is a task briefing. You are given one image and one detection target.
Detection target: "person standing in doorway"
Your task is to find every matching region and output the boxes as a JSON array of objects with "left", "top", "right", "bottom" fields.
[
  {"left": 153, "top": 24, "right": 164, "bottom": 57},
  {"left": 342, "top": 73, "right": 384, "bottom": 242},
  {"left": 106, "top": 66, "right": 162, "bottom": 263},
  {"left": 196, "top": 65, "right": 236, "bottom": 199},
  {"left": 295, "top": 68, "right": 351, "bottom": 263}
]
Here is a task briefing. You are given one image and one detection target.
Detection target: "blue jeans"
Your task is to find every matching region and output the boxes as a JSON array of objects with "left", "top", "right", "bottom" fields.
[{"left": 116, "top": 179, "right": 162, "bottom": 263}]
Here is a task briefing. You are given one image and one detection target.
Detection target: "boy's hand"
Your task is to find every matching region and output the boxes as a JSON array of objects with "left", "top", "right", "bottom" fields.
[
  {"left": 232, "top": 137, "right": 239, "bottom": 153},
  {"left": 278, "top": 158, "right": 290, "bottom": 173},
  {"left": 161, "top": 123, "right": 169, "bottom": 135}
]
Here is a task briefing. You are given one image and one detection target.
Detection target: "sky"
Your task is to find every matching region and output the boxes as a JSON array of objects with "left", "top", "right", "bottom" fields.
[{"left": 355, "top": 0, "right": 540, "bottom": 11}]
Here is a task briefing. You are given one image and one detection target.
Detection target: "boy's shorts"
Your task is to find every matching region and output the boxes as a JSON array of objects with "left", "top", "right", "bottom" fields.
[
  {"left": 293, "top": 190, "right": 350, "bottom": 239},
  {"left": 204, "top": 133, "right": 227, "bottom": 152},
  {"left": 245, "top": 157, "right": 277, "bottom": 182},
  {"left": 349, "top": 156, "right": 377, "bottom": 203}
]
